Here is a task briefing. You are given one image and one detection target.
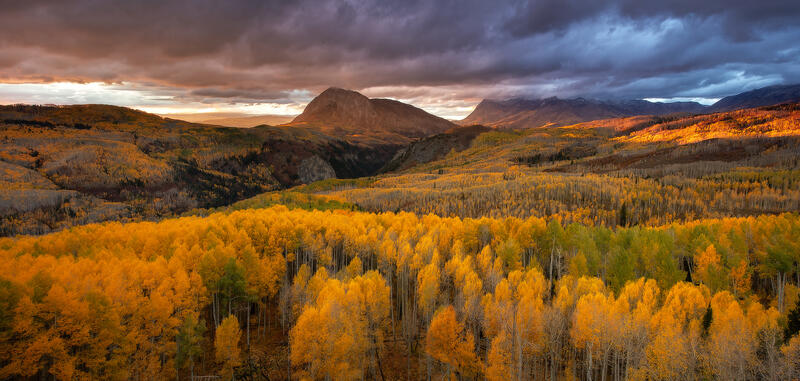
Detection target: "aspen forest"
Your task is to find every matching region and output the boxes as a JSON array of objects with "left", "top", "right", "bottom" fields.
[
  {"left": 2, "top": 100, "right": 800, "bottom": 380},
  {"left": 1, "top": 206, "right": 799, "bottom": 380},
  {"left": 4, "top": 2, "right": 800, "bottom": 379}
]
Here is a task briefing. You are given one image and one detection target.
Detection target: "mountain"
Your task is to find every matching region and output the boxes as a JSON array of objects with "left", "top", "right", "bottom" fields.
[
  {"left": 285, "top": 87, "right": 456, "bottom": 144},
  {"left": 709, "top": 84, "right": 800, "bottom": 112},
  {"left": 382, "top": 124, "right": 492, "bottom": 172},
  {"left": 460, "top": 97, "right": 704, "bottom": 129},
  {"left": 462, "top": 84, "right": 800, "bottom": 130},
  {"left": 0, "top": 104, "right": 395, "bottom": 235}
]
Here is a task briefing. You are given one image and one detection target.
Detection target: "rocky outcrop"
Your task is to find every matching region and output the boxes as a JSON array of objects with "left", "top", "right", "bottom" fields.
[
  {"left": 297, "top": 155, "right": 336, "bottom": 184},
  {"left": 382, "top": 125, "right": 491, "bottom": 172}
]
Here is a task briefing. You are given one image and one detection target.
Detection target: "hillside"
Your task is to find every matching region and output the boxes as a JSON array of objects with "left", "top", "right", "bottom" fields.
[
  {"left": 0, "top": 104, "right": 395, "bottom": 235},
  {"left": 316, "top": 102, "right": 800, "bottom": 226},
  {"left": 381, "top": 124, "right": 491, "bottom": 172},
  {"left": 286, "top": 87, "right": 457, "bottom": 144}
]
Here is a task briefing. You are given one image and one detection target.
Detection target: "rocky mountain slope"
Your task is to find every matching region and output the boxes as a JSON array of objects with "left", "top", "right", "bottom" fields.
[{"left": 286, "top": 87, "right": 456, "bottom": 144}]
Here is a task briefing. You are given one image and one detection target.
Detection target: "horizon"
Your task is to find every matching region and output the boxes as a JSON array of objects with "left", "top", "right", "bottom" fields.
[
  {"left": 0, "top": 1, "right": 799, "bottom": 120},
  {"left": 0, "top": 84, "right": 770, "bottom": 122}
]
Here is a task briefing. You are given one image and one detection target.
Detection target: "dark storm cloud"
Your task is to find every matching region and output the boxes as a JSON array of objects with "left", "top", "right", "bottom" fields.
[{"left": 0, "top": 0, "right": 799, "bottom": 109}]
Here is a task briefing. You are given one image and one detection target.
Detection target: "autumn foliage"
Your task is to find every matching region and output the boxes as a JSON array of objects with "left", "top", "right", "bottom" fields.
[{"left": 0, "top": 206, "right": 798, "bottom": 379}]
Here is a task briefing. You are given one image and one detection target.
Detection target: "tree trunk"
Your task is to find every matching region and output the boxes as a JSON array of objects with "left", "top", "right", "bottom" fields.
[
  {"left": 777, "top": 272, "right": 786, "bottom": 313},
  {"left": 247, "top": 302, "right": 251, "bottom": 356}
]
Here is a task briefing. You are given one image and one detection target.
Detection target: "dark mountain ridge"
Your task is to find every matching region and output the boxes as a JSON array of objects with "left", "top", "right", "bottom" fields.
[
  {"left": 460, "top": 97, "right": 706, "bottom": 129},
  {"left": 708, "top": 84, "right": 800, "bottom": 112},
  {"left": 462, "top": 83, "right": 800, "bottom": 129}
]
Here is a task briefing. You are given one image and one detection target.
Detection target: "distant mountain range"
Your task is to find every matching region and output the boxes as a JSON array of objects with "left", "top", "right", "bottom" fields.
[
  {"left": 162, "top": 112, "right": 295, "bottom": 127},
  {"left": 461, "top": 83, "right": 800, "bottom": 129},
  {"left": 707, "top": 84, "right": 800, "bottom": 112}
]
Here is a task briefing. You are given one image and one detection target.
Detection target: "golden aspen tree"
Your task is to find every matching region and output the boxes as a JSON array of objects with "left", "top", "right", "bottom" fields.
[
  {"left": 215, "top": 315, "right": 242, "bottom": 381},
  {"left": 417, "top": 262, "right": 440, "bottom": 323},
  {"left": 572, "top": 291, "right": 616, "bottom": 381},
  {"left": 426, "top": 306, "right": 479, "bottom": 378},
  {"left": 345, "top": 271, "right": 390, "bottom": 379},
  {"left": 486, "top": 331, "right": 515, "bottom": 381},
  {"left": 782, "top": 335, "right": 800, "bottom": 380},
  {"left": 695, "top": 245, "right": 728, "bottom": 293}
]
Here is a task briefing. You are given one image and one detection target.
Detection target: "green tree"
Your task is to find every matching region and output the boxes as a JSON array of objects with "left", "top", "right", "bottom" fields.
[
  {"left": 177, "top": 313, "right": 206, "bottom": 379},
  {"left": 218, "top": 258, "right": 247, "bottom": 317}
]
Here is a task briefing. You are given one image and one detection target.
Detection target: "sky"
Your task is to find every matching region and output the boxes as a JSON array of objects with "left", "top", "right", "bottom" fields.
[{"left": 0, "top": 0, "right": 799, "bottom": 120}]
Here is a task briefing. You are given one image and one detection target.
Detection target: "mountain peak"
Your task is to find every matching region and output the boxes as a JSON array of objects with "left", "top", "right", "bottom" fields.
[
  {"left": 293, "top": 87, "right": 374, "bottom": 128},
  {"left": 289, "top": 87, "right": 456, "bottom": 144},
  {"left": 317, "top": 86, "right": 368, "bottom": 99}
]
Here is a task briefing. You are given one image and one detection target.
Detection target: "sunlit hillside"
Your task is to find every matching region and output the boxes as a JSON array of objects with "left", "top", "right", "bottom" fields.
[
  {"left": 0, "top": 104, "right": 394, "bottom": 235},
  {"left": 320, "top": 103, "right": 800, "bottom": 226}
]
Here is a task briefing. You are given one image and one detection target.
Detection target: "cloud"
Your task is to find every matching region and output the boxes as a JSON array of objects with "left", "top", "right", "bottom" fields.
[{"left": 0, "top": 0, "right": 798, "bottom": 118}]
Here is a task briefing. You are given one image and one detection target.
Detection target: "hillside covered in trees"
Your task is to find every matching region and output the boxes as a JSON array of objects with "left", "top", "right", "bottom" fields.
[
  {"left": 0, "top": 206, "right": 799, "bottom": 380},
  {"left": 323, "top": 102, "right": 800, "bottom": 226},
  {"left": 0, "top": 104, "right": 399, "bottom": 236},
  {"left": 1, "top": 97, "right": 800, "bottom": 381}
]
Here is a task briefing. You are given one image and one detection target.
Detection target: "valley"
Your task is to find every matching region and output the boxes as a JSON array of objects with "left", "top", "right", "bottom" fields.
[
  {"left": 5, "top": 3, "right": 800, "bottom": 380},
  {"left": 2, "top": 85, "right": 800, "bottom": 380}
]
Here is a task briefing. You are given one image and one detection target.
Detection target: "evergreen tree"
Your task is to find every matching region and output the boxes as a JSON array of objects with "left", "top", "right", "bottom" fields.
[
  {"left": 786, "top": 298, "right": 800, "bottom": 340},
  {"left": 701, "top": 304, "right": 713, "bottom": 338},
  {"left": 619, "top": 202, "right": 628, "bottom": 227}
]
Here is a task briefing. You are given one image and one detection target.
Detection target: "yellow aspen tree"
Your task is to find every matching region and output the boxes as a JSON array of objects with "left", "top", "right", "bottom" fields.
[
  {"left": 215, "top": 315, "right": 242, "bottom": 381},
  {"left": 426, "top": 306, "right": 479, "bottom": 378}
]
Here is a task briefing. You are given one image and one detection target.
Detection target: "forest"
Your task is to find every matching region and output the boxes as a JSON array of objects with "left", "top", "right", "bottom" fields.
[
  {"left": 3, "top": 1, "right": 800, "bottom": 379},
  {"left": 0, "top": 104, "right": 394, "bottom": 236},
  {"left": 1, "top": 206, "right": 799, "bottom": 380},
  {"left": 2, "top": 103, "right": 800, "bottom": 380}
]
